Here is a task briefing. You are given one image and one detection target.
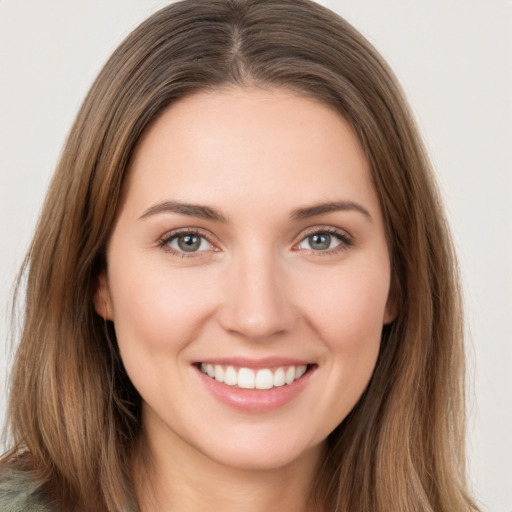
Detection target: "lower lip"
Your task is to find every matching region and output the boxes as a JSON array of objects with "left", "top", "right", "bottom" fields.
[{"left": 195, "top": 367, "right": 314, "bottom": 413}]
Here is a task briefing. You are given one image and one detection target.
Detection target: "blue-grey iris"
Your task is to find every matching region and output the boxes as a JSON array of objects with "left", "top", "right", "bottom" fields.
[
  {"left": 178, "top": 234, "right": 202, "bottom": 252},
  {"left": 309, "top": 233, "right": 331, "bottom": 250}
]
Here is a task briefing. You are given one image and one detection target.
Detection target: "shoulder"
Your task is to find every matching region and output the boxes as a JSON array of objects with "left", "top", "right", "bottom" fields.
[{"left": 0, "top": 468, "right": 51, "bottom": 512}]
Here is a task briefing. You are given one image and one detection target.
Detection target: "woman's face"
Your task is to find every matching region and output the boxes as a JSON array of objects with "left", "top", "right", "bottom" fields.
[{"left": 96, "top": 87, "right": 394, "bottom": 472}]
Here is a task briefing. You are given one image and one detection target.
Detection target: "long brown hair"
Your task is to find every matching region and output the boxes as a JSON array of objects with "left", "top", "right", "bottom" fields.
[{"left": 2, "top": 0, "right": 478, "bottom": 510}]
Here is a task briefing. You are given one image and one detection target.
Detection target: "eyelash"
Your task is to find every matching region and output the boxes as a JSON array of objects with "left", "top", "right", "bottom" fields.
[
  {"left": 294, "top": 227, "right": 353, "bottom": 256},
  {"left": 158, "top": 228, "right": 216, "bottom": 258},
  {"left": 158, "top": 226, "right": 353, "bottom": 258}
]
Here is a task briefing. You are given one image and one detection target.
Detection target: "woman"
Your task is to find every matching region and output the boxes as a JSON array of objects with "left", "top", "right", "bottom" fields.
[{"left": 0, "top": 0, "right": 479, "bottom": 511}]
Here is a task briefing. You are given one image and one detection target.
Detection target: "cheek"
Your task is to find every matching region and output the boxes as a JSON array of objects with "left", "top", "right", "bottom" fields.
[
  {"left": 300, "top": 268, "right": 389, "bottom": 349},
  {"left": 297, "top": 265, "right": 389, "bottom": 429},
  {"left": 108, "top": 258, "right": 218, "bottom": 357},
  {"left": 107, "top": 260, "right": 221, "bottom": 415},
  {"left": 292, "top": 256, "right": 390, "bottom": 416}
]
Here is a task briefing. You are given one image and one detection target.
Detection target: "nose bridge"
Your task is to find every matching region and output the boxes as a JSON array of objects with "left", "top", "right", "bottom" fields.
[{"left": 218, "top": 244, "right": 295, "bottom": 340}]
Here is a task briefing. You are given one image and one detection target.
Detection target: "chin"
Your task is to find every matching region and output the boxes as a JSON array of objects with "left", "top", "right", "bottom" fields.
[{"left": 195, "top": 431, "right": 325, "bottom": 473}]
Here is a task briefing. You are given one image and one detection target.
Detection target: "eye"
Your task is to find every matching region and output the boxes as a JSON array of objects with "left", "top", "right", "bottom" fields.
[
  {"left": 163, "top": 231, "right": 213, "bottom": 253},
  {"left": 296, "top": 229, "right": 351, "bottom": 252}
]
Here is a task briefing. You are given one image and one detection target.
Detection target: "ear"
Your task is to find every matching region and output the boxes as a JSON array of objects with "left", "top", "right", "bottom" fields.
[
  {"left": 94, "top": 271, "right": 114, "bottom": 320},
  {"left": 383, "top": 274, "right": 399, "bottom": 325},
  {"left": 383, "top": 295, "right": 397, "bottom": 325}
]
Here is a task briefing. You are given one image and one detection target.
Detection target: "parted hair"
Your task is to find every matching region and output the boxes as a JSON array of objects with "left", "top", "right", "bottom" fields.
[{"left": 2, "top": 0, "right": 478, "bottom": 511}]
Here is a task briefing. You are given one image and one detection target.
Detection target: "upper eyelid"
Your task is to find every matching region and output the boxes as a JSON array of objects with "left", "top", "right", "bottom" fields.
[
  {"left": 161, "top": 227, "right": 214, "bottom": 241},
  {"left": 296, "top": 225, "right": 353, "bottom": 241}
]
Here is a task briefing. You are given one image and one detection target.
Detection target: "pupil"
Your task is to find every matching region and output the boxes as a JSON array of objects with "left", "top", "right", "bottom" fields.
[
  {"left": 310, "top": 233, "right": 330, "bottom": 250},
  {"left": 178, "top": 234, "right": 201, "bottom": 252}
]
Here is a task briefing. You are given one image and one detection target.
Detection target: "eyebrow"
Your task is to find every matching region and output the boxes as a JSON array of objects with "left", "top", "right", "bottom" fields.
[
  {"left": 139, "top": 200, "right": 228, "bottom": 223},
  {"left": 139, "top": 199, "right": 371, "bottom": 224},
  {"left": 290, "top": 201, "right": 372, "bottom": 222}
]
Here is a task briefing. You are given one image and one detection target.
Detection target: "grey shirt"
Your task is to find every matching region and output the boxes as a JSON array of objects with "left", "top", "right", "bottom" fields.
[{"left": 0, "top": 469, "right": 50, "bottom": 512}]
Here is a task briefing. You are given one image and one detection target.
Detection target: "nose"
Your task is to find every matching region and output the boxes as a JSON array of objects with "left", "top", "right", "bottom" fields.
[{"left": 217, "top": 249, "right": 297, "bottom": 341}]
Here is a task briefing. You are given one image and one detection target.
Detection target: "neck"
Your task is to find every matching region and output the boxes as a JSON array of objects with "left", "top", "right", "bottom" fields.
[{"left": 132, "top": 426, "right": 324, "bottom": 512}]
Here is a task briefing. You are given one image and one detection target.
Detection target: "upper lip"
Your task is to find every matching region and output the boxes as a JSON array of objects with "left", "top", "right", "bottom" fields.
[{"left": 194, "top": 357, "right": 313, "bottom": 369}]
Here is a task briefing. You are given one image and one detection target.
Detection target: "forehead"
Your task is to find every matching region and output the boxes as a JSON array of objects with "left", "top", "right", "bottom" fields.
[{"left": 123, "top": 86, "right": 379, "bottom": 219}]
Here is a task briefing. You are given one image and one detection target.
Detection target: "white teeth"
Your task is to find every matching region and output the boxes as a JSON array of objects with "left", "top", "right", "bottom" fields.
[
  {"left": 214, "top": 365, "right": 224, "bottom": 383},
  {"left": 237, "top": 368, "right": 255, "bottom": 389},
  {"left": 200, "top": 364, "right": 309, "bottom": 389},
  {"left": 296, "top": 365, "right": 307, "bottom": 379},
  {"left": 224, "top": 366, "right": 237, "bottom": 386},
  {"left": 255, "top": 369, "right": 273, "bottom": 390},
  {"left": 273, "top": 367, "right": 286, "bottom": 387},
  {"left": 285, "top": 366, "right": 296, "bottom": 385}
]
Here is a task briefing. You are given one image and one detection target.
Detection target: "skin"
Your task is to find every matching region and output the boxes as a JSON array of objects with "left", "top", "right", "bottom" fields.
[{"left": 95, "top": 86, "right": 395, "bottom": 512}]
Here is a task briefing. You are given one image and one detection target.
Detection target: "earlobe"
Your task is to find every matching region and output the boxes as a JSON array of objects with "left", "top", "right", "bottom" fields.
[
  {"left": 94, "top": 271, "right": 114, "bottom": 320},
  {"left": 383, "top": 276, "right": 399, "bottom": 325},
  {"left": 383, "top": 298, "right": 397, "bottom": 325}
]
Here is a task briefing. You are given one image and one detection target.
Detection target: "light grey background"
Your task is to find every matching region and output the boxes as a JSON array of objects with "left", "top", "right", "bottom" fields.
[{"left": 1, "top": 1, "right": 510, "bottom": 510}]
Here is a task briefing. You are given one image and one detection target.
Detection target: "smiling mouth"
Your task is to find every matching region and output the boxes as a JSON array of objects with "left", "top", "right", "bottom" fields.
[{"left": 198, "top": 363, "right": 312, "bottom": 390}]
